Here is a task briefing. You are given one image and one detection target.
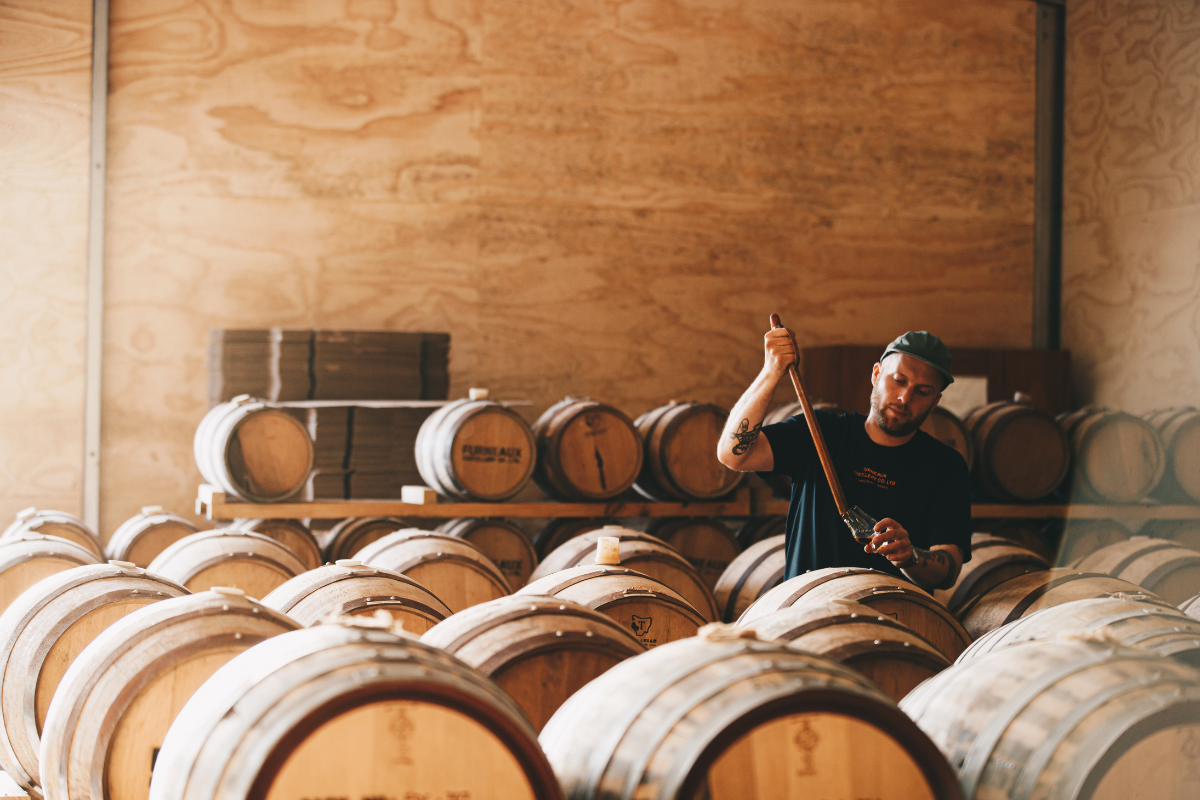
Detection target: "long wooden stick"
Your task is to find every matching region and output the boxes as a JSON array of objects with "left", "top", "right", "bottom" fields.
[{"left": 771, "top": 313, "right": 849, "bottom": 515}]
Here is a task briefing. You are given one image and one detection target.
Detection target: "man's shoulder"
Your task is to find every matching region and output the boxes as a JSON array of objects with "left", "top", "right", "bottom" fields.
[{"left": 911, "top": 428, "right": 971, "bottom": 475}]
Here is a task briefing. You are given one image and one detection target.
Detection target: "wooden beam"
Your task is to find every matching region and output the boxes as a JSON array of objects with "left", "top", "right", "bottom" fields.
[{"left": 1032, "top": 0, "right": 1065, "bottom": 349}]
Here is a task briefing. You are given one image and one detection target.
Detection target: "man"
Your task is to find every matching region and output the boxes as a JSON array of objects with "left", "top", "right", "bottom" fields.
[{"left": 716, "top": 321, "right": 971, "bottom": 591}]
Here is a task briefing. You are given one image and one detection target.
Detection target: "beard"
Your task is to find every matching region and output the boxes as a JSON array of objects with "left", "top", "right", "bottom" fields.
[{"left": 869, "top": 384, "right": 934, "bottom": 438}]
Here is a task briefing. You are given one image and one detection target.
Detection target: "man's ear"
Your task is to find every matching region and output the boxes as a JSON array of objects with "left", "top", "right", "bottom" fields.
[{"left": 871, "top": 362, "right": 880, "bottom": 387}]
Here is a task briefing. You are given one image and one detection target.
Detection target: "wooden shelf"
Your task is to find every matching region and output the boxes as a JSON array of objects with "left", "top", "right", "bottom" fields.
[{"left": 753, "top": 499, "right": 1200, "bottom": 520}]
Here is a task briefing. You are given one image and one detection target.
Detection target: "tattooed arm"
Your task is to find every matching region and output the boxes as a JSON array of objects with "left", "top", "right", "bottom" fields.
[
  {"left": 717, "top": 320, "right": 799, "bottom": 472},
  {"left": 868, "top": 518, "right": 962, "bottom": 591}
]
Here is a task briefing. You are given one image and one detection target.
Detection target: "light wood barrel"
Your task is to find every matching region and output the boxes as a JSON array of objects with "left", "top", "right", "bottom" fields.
[
  {"left": 355, "top": 530, "right": 511, "bottom": 613},
  {"left": 955, "top": 567, "right": 1159, "bottom": 639},
  {"left": 2, "top": 510, "right": 102, "bottom": 559},
  {"left": 740, "top": 600, "right": 951, "bottom": 701},
  {"left": 531, "top": 517, "right": 615, "bottom": 560},
  {"left": 1144, "top": 407, "right": 1200, "bottom": 502},
  {"left": 519, "top": 565, "right": 705, "bottom": 648},
  {"left": 762, "top": 400, "right": 845, "bottom": 426},
  {"left": 735, "top": 515, "right": 786, "bottom": 549},
  {"left": 919, "top": 406, "right": 974, "bottom": 469},
  {"left": 147, "top": 621, "right": 563, "bottom": 800},
  {"left": 740, "top": 567, "right": 972, "bottom": 660},
  {"left": 322, "top": 515, "right": 411, "bottom": 562},
  {"left": 436, "top": 517, "right": 538, "bottom": 587},
  {"left": 0, "top": 564, "right": 188, "bottom": 796},
  {"left": 541, "top": 631, "right": 962, "bottom": 800},
  {"left": 531, "top": 397, "right": 643, "bottom": 500},
  {"left": 1056, "top": 518, "right": 1132, "bottom": 565},
  {"left": 146, "top": 530, "right": 306, "bottom": 599},
  {"left": 1069, "top": 536, "right": 1200, "bottom": 605},
  {"left": 39, "top": 588, "right": 299, "bottom": 800},
  {"left": 645, "top": 517, "right": 740, "bottom": 591},
  {"left": 1182, "top": 593, "right": 1200, "bottom": 621},
  {"left": 0, "top": 536, "right": 102, "bottom": 616},
  {"left": 973, "top": 518, "right": 1053, "bottom": 560},
  {"left": 193, "top": 396, "right": 314, "bottom": 502},
  {"left": 261, "top": 560, "right": 451, "bottom": 631},
  {"left": 229, "top": 518, "right": 322, "bottom": 571},
  {"left": 106, "top": 506, "right": 200, "bottom": 567},
  {"left": 1059, "top": 408, "right": 1166, "bottom": 502},
  {"left": 421, "top": 595, "right": 644, "bottom": 730},
  {"left": 901, "top": 639, "right": 1200, "bottom": 800},
  {"left": 958, "top": 596, "right": 1200, "bottom": 667},
  {"left": 1143, "top": 518, "right": 1200, "bottom": 552},
  {"left": 932, "top": 533, "right": 1049, "bottom": 612},
  {"left": 713, "top": 534, "right": 786, "bottom": 623},
  {"left": 415, "top": 397, "right": 537, "bottom": 501},
  {"left": 528, "top": 525, "right": 719, "bottom": 621},
  {"left": 964, "top": 401, "right": 1071, "bottom": 500},
  {"left": 632, "top": 402, "right": 743, "bottom": 501}
]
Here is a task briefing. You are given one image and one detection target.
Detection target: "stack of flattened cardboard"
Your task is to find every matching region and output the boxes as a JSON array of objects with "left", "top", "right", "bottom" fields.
[
  {"left": 207, "top": 329, "right": 270, "bottom": 407},
  {"left": 311, "top": 331, "right": 425, "bottom": 401},
  {"left": 345, "top": 406, "right": 438, "bottom": 499}
]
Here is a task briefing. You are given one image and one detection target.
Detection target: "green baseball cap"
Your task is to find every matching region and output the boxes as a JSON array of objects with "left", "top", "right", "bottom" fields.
[{"left": 880, "top": 331, "right": 954, "bottom": 388}]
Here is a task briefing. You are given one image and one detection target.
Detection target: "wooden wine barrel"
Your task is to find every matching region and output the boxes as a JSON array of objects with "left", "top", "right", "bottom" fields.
[
  {"left": 741, "top": 600, "right": 951, "bottom": 701},
  {"left": 0, "top": 536, "right": 101, "bottom": 616},
  {"left": 323, "top": 515, "right": 411, "bottom": 562},
  {"left": 735, "top": 515, "right": 786, "bottom": 549},
  {"left": 436, "top": 517, "right": 538, "bottom": 587},
  {"left": 147, "top": 620, "right": 563, "bottom": 800},
  {"left": 1058, "top": 408, "right": 1166, "bottom": 502},
  {"left": 632, "top": 402, "right": 743, "bottom": 501},
  {"left": 519, "top": 565, "right": 706, "bottom": 648},
  {"left": 528, "top": 525, "right": 719, "bottom": 621},
  {"left": 421, "top": 595, "right": 644, "bottom": 729},
  {"left": 932, "top": 533, "right": 1049, "bottom": 611},
  {"left": 2, "top": 509, "right": 102, "bottom": 559},
  {"left": 1144, "top": 407, "right": 1200, "bottom": 502},
  {"left": 762, "top": 400, "right": 845, "bottom": 426},
  {"left": 1182, "top": 592, "right": 1200, "bottom": 621},
  {"left": 740, "top": 567, "right": 972, "bottom": 660},
  {"left": 645, "top": 517, "right": 740, "bottom": 591},
  {"left": 531, "top": 517, "right": 615, "bottom": 560},
  {"left": 973, "top": 518, "right": 1053, "bottom": 560},
  {"left": 919, "top": 406, "right": 974, "bottom": 469},
  {"left": 146, "top": 529, "right": 306, "bottom": 599},
  {"left": 1144, "top": 518, "right": 1200, "bottom": 553},
  {"left": 955, "top": 567, "right": 1159, "bottom": 639},
  {"left": 355, "top": 530, "right": 511, "bottom": 613},
  {"left": 193, "top": 396, "right": 314, "bottom": 502},
  {"left": 541, "top": 630, "right": 963, "bottom": 800},
  {"left": 415, "top": 396, "right": 537, "bottom": 501},
  {"left": 964, "top": 401, "right": 1071, "bottom": 501},
  {"left": 1069, "top": 536, "right": 1200, "bottom": 605},
  {"left": 959, "top": 596, "right": 1200, "bottom": 667},
  {"left": 901, "top": 639, "right": 1200, "bottom": 800},
  {"left": 1056, "top": 519, "right": 1132, "bottom": 566},
  {"left": 531, "top": 397, "right": 643, "bottom": 500},
  {"left": 228, "top": 518, "right": 322, "bottom": 571},
  {"left": 0, "top": 563, "right": 187, "bottom": 795},
  {"left": 260, "top": 560, "right": 450, "bottom": 631},
  {"left": 713, "top": 534, "right": 786, "bottom": 623},
  {"left": 105, "top": 506, "right": 200, "bottom": 567},
  {"left": 39, "top": 588, "right": 299, "bottom": 800}
]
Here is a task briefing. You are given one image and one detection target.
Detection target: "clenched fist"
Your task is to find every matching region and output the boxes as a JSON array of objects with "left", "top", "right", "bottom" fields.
[{"left": 764, "top": 314, "right": 798, "bottom": 378}]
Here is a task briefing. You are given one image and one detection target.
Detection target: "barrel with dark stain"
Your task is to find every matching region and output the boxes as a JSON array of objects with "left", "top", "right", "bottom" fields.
[
  {"left": 531, "top": 398, "right": 643, "bottom": 501},
  {"left": 1069, "top": 536, "right": 1200, "bottom": 606},
  {"left": 713, "top": 535, "right": 786, "bottom": 623}
]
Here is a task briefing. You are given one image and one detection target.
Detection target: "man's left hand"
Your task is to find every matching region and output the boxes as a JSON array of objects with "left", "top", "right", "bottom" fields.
[{"left": 867, "top": 517, "right": 913, "bottom": 567}]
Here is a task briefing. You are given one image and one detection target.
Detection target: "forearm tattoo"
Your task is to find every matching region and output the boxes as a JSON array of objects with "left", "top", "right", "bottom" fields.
[
  {"left": 904, "top": 547, "right": 956, "bottom": 590},
  {"left": 730, "top": 418, "right": 763, "bottom": 456}
]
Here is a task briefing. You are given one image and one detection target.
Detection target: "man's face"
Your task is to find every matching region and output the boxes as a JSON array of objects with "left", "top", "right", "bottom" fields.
[{"left": 869, "top": 353, "right": 944, "bottom": 438}]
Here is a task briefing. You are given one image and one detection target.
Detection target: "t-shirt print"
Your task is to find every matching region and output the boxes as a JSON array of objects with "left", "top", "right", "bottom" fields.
[{"left": 854, "top": 467, "right": 896, "bottom": 490}]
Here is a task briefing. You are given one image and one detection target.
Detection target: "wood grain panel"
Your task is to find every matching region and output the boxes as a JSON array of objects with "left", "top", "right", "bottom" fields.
[
  {"left": 1062, "top": 0, "right": 1200, "bottom": 413},
  {"left": 0, "top": 1, "right": 92, "bottom": 523}
]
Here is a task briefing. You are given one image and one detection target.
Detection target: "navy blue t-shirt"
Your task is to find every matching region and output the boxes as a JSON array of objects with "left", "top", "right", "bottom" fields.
[{"left": 761, "top": 410, "right": 972, "bottom": 582}]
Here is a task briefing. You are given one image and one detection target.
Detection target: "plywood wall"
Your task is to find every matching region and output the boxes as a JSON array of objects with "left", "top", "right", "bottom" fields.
[
  {"left": 1063, "top": 0, "right": 1200, "bottom": 413},
  {"left": 0, "top": 1, "right": 92, "bottom": 524}
]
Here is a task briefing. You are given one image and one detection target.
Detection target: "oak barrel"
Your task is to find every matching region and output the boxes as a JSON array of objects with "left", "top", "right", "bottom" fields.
[
  {"left": 919, "top": 406, "right": 974, "bottom": 469},
  {"left": 955, "top": 567, "right": 1160, "bottom": 639},
  {"left": 228, "top": 518, "right": 322, "bottom": 570},
  {"left": 959, "top": 596, "right": 1200, "bottom": 667},
  {"left": 1069, "top": 536, "right": 1200, "bottom": 605},
  {"left": 194, "top": 396, "right": 314, "bottom": 502},
  {"left": 645, "top": 517, "right": 740, "bottom": 591},
  {"left": 528, "top": 525, "right": 719, "bottom": 621},
  {"left": 735, "top": 515, "right": 786, "bottom": 549},
  {"left": 1144, "top": 518, "right": 1200, "bottom": 553},
  {"left": 901, "top": 639, "right": 1200, "bottom": 800},
  {"left": 146, "top": 530, "right": 306, "bottom": 599},
  {"left": 973, "top": 518, "right": 1053, "bottom": 560},
  {"left": 39, "top": 588, "right": 299, "bottom": 800},
  {"left": 0, "top": 536, "right": 102, "bottom": 616},
  {"left": 740, "top": 567, "right": 972, "bottom": 660},
  {"left": 421, "top": 595, "right": 644, "bottom": 729},
  {"left": 322, "top": 515, "right": 411, "bottom": 562},
  {"left": 2, "top": 509, "right": 102, "bottom": 559},
  {"left": 1182, "top": 593, "right": 1200, "bottom": 621},
  {"left": 1143, "top": 407, "right": 1200, "bottom": 502},
  {"left": 713, "top": 534, "right": 786, "bottom": 623},
  {"left": 147, "top": 619, "right": 563, "bottom": 800},
  {"left": 964, "top": 400, "right": 1071, "bottom": 500},
  {"left": 541, "top": 630, "right": 962, "bottom": 800},
  {"left": 436, "top": 517, "right": 538, "bottom": 587},
  {"left": 260, "top": 560, "right": 451, "bottom": 631},
  {"left": 355, "top": 530, "right": 511, "bottom": 613},
  {"left": 531, "top": 397, "right": 643, "bottom": 500},
  {"left": 0, "top": 564, "right": 187, "bottom": 796},
  {"left": 762, "top": 400, "right": 845, "bottom": 426},
  {"left": 932, "top": 533, "right": 1049, "bottom": 612},
  {"left": 1058, "top": 408, "right": 1166, "bottom": 502},
  {"left": 531, "top": 517, "right": 615, "bottom": 560},
  {"left": 105, "top": 506, "right": 200, "bottom": 567},
  {"left": 632, "top": 401, "right": 743, "bottom": 501},
  {"left": 1056, "top": 519, "right": 1132, "bottom": 566},
  {"left": 415, "top": 396, "right": 537, "bottom": 501},
  {"left": 518, "top": 565, "right": 705, "bottom": 648},
  {"left": 740, "top": 600, "right": 951, "bottom": 701}
]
